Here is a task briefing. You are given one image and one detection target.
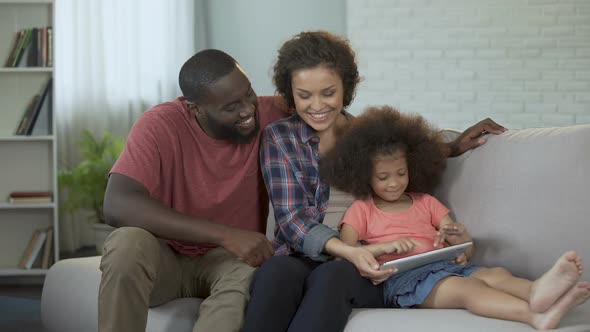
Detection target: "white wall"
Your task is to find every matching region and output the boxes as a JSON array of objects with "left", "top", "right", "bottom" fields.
[
  {"left": 202, "top": 0, "right": 346, "bottom": 96},
  {"left": 347, "top": 0, "right": 590, "bottom": 130}
]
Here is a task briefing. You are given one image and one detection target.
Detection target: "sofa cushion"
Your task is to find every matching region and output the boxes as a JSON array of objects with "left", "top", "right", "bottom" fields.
[{"left": 345, "top": 307, "right": 590, "bottom": 332}]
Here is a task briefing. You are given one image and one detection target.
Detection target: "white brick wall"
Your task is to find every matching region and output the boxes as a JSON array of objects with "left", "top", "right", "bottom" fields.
[{"left": 346, "top": 0, "right": 590, "bottom": 130}]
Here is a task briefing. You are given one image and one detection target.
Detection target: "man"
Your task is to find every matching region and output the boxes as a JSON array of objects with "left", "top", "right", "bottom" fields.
[
  {"left": 98, "top": 49, "right": 286, "bottom": 332},
  {"left": 99, "top": 48, "right": 505, "bottom": 332}
]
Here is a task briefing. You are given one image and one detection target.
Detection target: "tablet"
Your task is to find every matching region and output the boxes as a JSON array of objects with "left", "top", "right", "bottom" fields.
[{"left": 379, "top": 241, "right": 473, "bottom": 273}]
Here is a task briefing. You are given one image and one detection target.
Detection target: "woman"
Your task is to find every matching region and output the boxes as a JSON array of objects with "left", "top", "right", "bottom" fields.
[{"left": 242, "top": 31, "right": 506, "bottom": 332}]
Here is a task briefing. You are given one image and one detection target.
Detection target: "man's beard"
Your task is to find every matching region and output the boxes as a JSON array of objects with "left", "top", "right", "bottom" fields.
[{"left": 205, "top": 112, "right": 260, "bottom": 144}]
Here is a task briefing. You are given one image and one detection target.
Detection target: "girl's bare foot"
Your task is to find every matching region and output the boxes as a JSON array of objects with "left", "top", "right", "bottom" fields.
[
  {"left": 530, "top": 251, "right": 583, "bottom": 312},
  {"left": 531, "top": 281, "right": 590, "bottom": 330}
]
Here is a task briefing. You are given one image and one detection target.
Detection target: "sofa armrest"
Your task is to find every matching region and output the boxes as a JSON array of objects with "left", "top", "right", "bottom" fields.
[
  {"left": 41, "top": 256, "right": 203, "bottom": 332},
  {"left": 42, "top": 256, "right": 102, "bottom": 332}
]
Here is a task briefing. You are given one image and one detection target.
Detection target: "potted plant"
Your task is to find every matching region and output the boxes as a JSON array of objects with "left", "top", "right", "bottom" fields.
[{"left": 58, "top": 130, "right": 125, "bottom": 254}]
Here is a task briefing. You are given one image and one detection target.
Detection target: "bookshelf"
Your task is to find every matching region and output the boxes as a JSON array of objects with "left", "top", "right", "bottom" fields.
[{"left": 0, "top": 0, "right": 58, "bottom": 277}]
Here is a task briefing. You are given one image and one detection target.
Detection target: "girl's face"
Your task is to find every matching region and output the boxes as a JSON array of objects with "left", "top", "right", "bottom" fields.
[
  {"left": 291, "top": 65, "right": 344, "bottom": 134},
  {"left": 371, "top": 152, "right": 409, "bottom": 203}
]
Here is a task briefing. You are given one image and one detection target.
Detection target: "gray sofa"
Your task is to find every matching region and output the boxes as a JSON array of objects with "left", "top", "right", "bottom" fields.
[{"left": 42, "top": 125, "right": 590, "bottom": 332}]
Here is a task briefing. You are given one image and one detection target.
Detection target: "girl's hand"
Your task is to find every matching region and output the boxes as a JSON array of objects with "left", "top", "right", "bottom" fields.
[
  {"left": 344, "top": 247, "right": 396, "bottom": 285},
  {"left": 383, "top": 238, "right": 423, "bottom": 254},
  {"left": 434, "top": 222, "right": 468, "bottom": 246},
  {"left": 453, "top": 253, "right": 468, "bottom": 266}
]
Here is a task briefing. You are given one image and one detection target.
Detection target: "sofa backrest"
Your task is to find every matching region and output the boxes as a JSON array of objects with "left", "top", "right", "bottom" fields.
[
  {"left": 434, "top": 124, "right": 590, "bottom": 281},
  {"left": 266, "top": 124, "right": 590, "bottom": 281}
]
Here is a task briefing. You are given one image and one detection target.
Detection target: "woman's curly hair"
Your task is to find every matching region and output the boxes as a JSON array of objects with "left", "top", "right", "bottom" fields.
[
  {"left": 320, "top": 106, "right": 449, "bottom": 199},
  {"left": 273, "top": 31, "right": 361, "bottom": 111}
]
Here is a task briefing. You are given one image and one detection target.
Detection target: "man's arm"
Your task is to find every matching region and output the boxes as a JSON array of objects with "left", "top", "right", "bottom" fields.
[
  {"left": 447, "top": 118, "right": 507, "bottom": 157},
  {"left": 103, "top": 173, "right": 273, "bottom": 266}
]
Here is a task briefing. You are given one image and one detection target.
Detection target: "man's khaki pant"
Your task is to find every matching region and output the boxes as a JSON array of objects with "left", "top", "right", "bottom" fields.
[{"left": 98, "top": 227, "right": 255, "bottom": 332}]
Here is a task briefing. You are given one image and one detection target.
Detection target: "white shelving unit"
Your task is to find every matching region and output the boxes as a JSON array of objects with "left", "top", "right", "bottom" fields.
[{"left": 0, "top": 0, "right": 58, "bottom": 277}]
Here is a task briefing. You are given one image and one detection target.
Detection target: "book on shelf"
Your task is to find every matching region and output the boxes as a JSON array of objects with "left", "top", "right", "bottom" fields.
[
  {"left": 47, "top": 27, "right": 53, "bottom": 67},
  {"left": 14, "top": 78, "right": 53, "bottom": 136},
  {"left": 7, "top": 191, "right": 53, "bottom": 204},
  {"left": 9, "top": 197, "right": 53, "bottom": 204},
  {"left": 26, "top": 78, "right": 52, "bottom": 135},
  {"left": 14, "top": 29, "right": 33, "bottom": 67},
  {"left": 41, "top": 227, "right": 54, "bottom": 269},
  {"left": 14, "top": 94, "right": 40, "bottom": 135},
  {"left": 26, "top": 27, "right": 39, "bottom": 67},
  {"left": 41, "top": 27, "right": 47, "bottom": 67},
  {"left": 29, "top": 95, "right": 52, "bottom": 136},
  {"left": 4, "top": 30, "right": 24, "bottom": 67},
  {"left": 18, "top": 229, "right": 47, "bottom": 269},
  {"left": 9, "top": 191, "right": 53, "bottom": 198}
]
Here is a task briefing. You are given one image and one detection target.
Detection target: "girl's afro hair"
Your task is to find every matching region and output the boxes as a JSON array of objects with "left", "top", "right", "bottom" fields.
[{"left": 320, "top": 105, "right": 449, "bottom": 199}]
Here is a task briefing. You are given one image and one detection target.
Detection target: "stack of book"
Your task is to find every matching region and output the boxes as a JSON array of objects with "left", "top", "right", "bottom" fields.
[
  {"left": 4, "top": 26, "right": 53, "bottom": 68},
  {"left": 14, "top": 78, "right": 52, "bottom": 136},
  {"left": 18, "top": 227, "right": 54, "bottom": 269},
  {"left": 8, "top": 191, "right": 53, "bottom": 204}
]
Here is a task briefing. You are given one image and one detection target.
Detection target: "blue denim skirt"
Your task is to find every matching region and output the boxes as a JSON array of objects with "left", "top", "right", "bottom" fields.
[{"left": 383, "top": 260, "right": 481, "bottom": 308}]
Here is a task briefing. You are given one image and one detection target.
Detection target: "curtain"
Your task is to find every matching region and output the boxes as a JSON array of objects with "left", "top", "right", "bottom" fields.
[{"left": 55, "top": 0, "right": 196, "bottom": 252}]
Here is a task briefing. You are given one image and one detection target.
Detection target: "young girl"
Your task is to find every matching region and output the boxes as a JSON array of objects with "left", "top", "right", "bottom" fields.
[{"left": 320, "top": 105, "right": 590, "bottom": 330}]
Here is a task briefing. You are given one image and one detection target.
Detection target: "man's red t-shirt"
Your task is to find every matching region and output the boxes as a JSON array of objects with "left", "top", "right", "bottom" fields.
[{"left": 110, "top": 96, "right": 286, "bottom": 257}]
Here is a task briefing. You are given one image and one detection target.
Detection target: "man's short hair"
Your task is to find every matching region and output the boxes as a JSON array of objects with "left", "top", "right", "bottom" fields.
[{"left": 179, "top": 49, "right": 238, "bottom": 104}]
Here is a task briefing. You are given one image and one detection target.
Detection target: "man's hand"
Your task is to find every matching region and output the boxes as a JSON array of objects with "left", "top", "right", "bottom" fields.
[
  {"left": 221, "top": 229, "right": 274, "bottom": 267},
  {"left": 343, "top": 246, "right": 397, "bottom": 285},
  {"left": 448, "top": 118, "right": 507, "bottom": 157}
]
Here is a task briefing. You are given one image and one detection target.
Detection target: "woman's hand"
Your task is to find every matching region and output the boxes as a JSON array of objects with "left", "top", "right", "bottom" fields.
[{"left": 342, "top": 246, "right": 396, "bottom": 285}]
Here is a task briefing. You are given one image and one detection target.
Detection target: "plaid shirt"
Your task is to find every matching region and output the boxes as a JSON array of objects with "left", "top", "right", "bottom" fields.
[{"left": 261, "top": 114, "right": 339, "bottom": 260}]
